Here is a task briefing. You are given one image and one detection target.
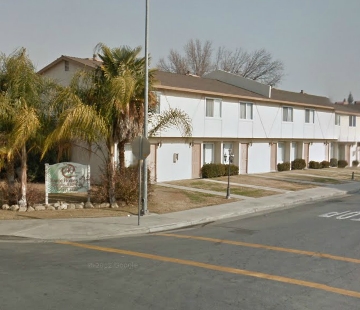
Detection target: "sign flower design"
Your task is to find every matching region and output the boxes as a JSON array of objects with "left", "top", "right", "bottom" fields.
[{"left": 61, "top": 164, "right": 76, "bottom": 178}]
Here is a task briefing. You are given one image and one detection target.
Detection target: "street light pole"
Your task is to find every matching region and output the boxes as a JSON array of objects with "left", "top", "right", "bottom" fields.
[
  {"left": 141, "top": 0, "right": 149, "bottom": 215},
  {"left": 224, "top": 149, "right": 233, "bottom": 199},
  {"left": 226, "top": 159, "right": 231, "bottom": 199}
]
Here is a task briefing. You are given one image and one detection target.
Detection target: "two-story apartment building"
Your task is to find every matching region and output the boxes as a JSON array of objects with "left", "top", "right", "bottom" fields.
[
  {"left": 331, "top": 102, "right": 360, "bottom": 163},
  {"left": 39, "top": 56, "right": 360, "bottom": 182}
]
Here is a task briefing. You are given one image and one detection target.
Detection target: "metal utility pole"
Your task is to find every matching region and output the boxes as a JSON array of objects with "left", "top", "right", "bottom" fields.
[{"left": 142, "top": 0, "right": 149, "bottom": 215}]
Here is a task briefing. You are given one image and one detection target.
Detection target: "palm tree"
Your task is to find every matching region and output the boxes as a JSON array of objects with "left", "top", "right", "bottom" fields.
[
  {"left": 94, "top": 43, "right": 157, "bottom": 170},
  {"left": 44, "top": 43, "right": 192, "bottom": 204},
  {"left": 95, "top": 43, "right": 192, "bottom": 168},
  {"left": 0, "top": 48, "right": 55, "bottom": 206}
]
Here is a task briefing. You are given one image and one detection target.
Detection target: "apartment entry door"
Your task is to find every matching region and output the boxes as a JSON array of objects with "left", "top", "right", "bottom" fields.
[{"left": 240, "top": 143, "right": 248, "bottom": 174}]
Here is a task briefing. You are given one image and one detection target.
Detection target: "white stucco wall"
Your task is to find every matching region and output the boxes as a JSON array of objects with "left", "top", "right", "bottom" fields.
[
  {"left": 158, "top": 91, "right": 338, "bottom": 142},
  {"left": 247, "top": 143, "right": 270, "bottom": 173},
  {"left": 156, "top": 143, "right": 192, "bottom": 182},
  {"left": 350, "top": 144, "right": 357, "bottom": 164},
  {"left": 252, "top": 104, "right": 282, "bottom": 138},
  {"left": 41, "top": 61, "right": 84, "bottom": 86},
  {"left": 309, "top": 143, "right": 326, "bottom": 162},
  {"left": 71, "top": 142, "right": 106, "bottom": 184},
  {"left": 153, "top": 92, "right": 205, "bottom": 138},
  {"left": 315, "top": 111, "right": 335, "bottom": 139},
  {"left": 338, "top": 115, "right": 357, "bottom": 142}
]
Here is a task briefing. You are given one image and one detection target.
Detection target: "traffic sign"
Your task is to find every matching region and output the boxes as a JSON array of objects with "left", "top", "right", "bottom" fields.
[{"left": 131, "top": 136, "right": 151, "bottom": 160}]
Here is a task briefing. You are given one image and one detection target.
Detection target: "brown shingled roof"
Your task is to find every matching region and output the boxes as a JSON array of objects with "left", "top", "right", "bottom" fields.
[
  {"left": 65, "top": 56, "right": 102, "bottom": 68},
  {"left": 38, "top": 55, "right": 101, "bottom": 74},
  {"left": 154, "top": 71, "right": 335, "bottom": 109},
  {"left": 38, "top": 56, "right": 360, "bottom": 115},
  {"left": 271, "top": 89, "right": 332, "bottom": 108},
  {"left": 154, "top": 71, "right": 266, "bottom": 99},
  {"left": 333, "top": 102, "right": 360, "bottom": 115}
]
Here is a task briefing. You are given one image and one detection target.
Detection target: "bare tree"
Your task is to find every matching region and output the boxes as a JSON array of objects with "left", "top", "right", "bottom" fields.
[
  {"left": 158, "top": 50, "right": 188, "bottom": 75},
  {"left": 215, "top": 47, "right": 249, "bottom": 74},
  {"left": 158, "top": 39, "right": 213, "bottom": 76},
  {"left": 184, "top": 39, "right": 213, "bottom": 76},
  {"left": 158, "top": 39, "right": 285, "bottom": 86},
  {"left": 239, "top": 48, "right": 284, "bottom": 86}
]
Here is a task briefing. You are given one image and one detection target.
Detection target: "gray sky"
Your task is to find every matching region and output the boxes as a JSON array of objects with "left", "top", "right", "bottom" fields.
[{"left": 1, "top": 0, "right": 359, "bottom": 101}]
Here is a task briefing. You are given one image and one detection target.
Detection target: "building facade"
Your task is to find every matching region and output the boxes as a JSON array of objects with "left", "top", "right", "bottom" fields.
[{"left": 39, "top": 56, "right": 360, "bottom": 182}]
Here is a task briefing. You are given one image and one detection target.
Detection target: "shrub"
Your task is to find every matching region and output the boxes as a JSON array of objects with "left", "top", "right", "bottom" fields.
[
  {"left": 91, "top": 164, "right": 152, "bottom": 205},
  {"left": 0, "top": 181, "right": 21, "bottom": 205},
  {"left": 338, "top": 160, "right": 348, "bottom": 168},
  {"left": 352, "top": 160, "right": 359, "bottom": 167},
  {"left": 330, "top": 158, "right": 338, "bottom": 167},
  {"left": 277, "top": 162, "right": 290, "bottom": 171},
  {"left": 320, "top": 160, "right": 330, "bottom": 168},
  {"left": 201, "top": 163, "right": 239, "bottom": 178},
  {"left": 291, "top": 158, "right": 306, "bottom": 170},
  {"left": 0, "top": 181, "right": 44, "bottom": 207},
  {"left": 309, "top": 161, "right": 321, "bottom": 169},
  {"left": 228, "top": 164, "right": 239, "bottom": 176},
  {"left": 201, "top": 163, "right": 225, "bottom": 178}
]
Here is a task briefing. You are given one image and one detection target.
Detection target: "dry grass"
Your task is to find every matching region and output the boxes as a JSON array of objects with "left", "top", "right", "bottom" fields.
[
  {"left": 216, "top": 175, "right": 315, "bottom": 191},
  {"left": 169, "top": 180, "right": 279, "bottom": 198},
  {"left": 280, "top": 168, "right": 360, "bottom": 181},
  {"left": 270, "top": 172, "right": 343, "bottom": 184},
  {"left": 0, "top": 184, "right": 234, "bottom": 220}
]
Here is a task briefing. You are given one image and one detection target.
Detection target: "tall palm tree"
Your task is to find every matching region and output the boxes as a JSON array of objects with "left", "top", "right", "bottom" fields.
[
  {"left": 95, "top": 44, "right": 192, "bottom": 168},
  {"left": 0, "top": 48, "right": 55, "bottom": 206},
  {"left": 44, "top": 43, "right": 192, "bottom": 204},
  {"left": 94, "top": 43, "right": 157, "bottom": 170}
]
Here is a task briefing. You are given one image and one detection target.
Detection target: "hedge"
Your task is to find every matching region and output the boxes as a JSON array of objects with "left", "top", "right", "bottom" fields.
[
  {"left": 201, "top": 163, "right": 239, "bottom": 178},
  {"left": 308, "top": 161, "right": 321, "bottom": 169},
  {"left": 330, "top": 158, "right": 338, "bottom": 167},
  {"left": 352, "top": 160, "right": 359, "bottom": 167},
  {"left": 277, "top": 162, "right": 290, "bottom": 171},
  {"left": 320, "top": 160, "right": 330, "bottom": 168},
  {"left": 291, "top": 158, "right": 306, "bottom": 170},
  {"left": 338, "top": 160, "right": 348, "bottom": 168}
]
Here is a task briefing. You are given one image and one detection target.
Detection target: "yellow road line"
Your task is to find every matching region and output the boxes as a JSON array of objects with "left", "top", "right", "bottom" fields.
[
  {"left": 156, "top": 233, "right": 360, "bottom": 265},
  {"left": 57, "top": 240, "right": 360, "bottom": 299}
]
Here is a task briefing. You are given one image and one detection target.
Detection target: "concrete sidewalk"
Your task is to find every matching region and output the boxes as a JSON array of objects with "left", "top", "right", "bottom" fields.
[{"left": 0, "top": 182, "right": 359, "bottom": 242}]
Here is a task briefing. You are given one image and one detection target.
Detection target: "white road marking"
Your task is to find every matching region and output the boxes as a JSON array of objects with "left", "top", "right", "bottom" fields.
[{"left": 318, "top": 211, "right": 360, "bottom": 221}]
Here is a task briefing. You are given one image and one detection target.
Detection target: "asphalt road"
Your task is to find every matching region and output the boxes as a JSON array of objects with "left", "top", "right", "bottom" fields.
[{"left": 2, "top": 193, "right": 360, "bottom": 310}]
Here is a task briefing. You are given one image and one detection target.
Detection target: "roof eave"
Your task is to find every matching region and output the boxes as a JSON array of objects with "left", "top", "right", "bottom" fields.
[{"left": 155, "top": 84, "right": 335, "bottom": 110}]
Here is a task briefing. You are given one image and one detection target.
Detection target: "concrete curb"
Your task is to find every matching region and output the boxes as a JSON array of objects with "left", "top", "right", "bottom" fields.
[
  {"left": 1, "top": 187, "right": 358, "bottom": 242},
  {"left": 56, "top": 188, "right": 357, "bottom": 242}
]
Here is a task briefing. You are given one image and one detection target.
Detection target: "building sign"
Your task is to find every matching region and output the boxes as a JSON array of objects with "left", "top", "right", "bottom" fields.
[{"left": 45, "top": 162, "right": 90, "bottom": 204}]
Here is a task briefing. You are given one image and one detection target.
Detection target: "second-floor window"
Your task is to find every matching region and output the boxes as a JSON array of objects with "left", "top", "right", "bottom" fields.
[
  {"left": 305, "top": 109, "right": 314, "bottom": 123},
  {"left": 64, "top": 60, "right": 69, "bottom": 71},
  {"left": 335, "top": 114, "right": 340, "bottom": 125},
  {"left": 206, "top": 98, "right": 222, "bottom": 118},
  {"left": 283, "top": 107, "right": 293, "bottom": 122},
  {"left": 349, "top": 115, "right": 356, "bottom": 127},
  {"left": 240, "top": 102, "right": 253, "bottom": 120}
]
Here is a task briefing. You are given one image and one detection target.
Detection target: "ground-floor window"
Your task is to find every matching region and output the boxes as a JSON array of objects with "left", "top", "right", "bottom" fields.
[
  {"left": 203, "top": 143, "right": 214, "bottom": 164},
  {"left": 277, "top": 142, "right": 285, "bottom": 163},
  {"left": 291, "top": 142, "right": 297, "bottom": 160}
]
